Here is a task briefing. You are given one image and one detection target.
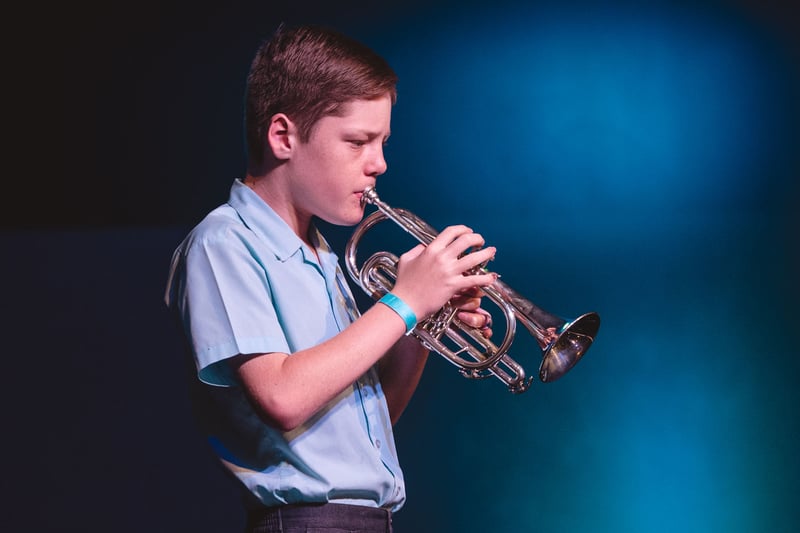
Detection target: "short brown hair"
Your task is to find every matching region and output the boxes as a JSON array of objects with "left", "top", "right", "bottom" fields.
[{"left": 245, "top": 25, "right": 398, "bottom": 166}]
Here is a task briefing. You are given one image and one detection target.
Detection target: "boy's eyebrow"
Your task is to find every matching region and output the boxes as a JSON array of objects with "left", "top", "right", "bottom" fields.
[{"left": 346, "top": 129, "right": 391, "bottom": 140}]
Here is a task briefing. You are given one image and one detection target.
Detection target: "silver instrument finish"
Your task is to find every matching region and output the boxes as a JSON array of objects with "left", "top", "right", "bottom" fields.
[{"left": 345, "top": 186, "right": 600, "bottom": 393}]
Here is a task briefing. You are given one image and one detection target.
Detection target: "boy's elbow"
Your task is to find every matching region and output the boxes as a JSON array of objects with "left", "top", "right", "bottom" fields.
[
  {"left": 234, "top": 353, "right": 309, "bottom": 431},
  {"left": 251, "top": 391, "right": 312, "bottom": 433},
  {"left": 262, "top": 402, "right": 306, "bottom": 432}
]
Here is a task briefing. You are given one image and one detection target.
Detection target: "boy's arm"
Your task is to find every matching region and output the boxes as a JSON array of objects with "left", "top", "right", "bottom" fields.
[
  {"left": 234, "top": 226, "right": 497, "bottom": 432},
  {"left": 233, "top": 300, "right": 412, "bottom": 432},
  {"left": 378, "top": 336, "right": 430, "bottom": 425}
]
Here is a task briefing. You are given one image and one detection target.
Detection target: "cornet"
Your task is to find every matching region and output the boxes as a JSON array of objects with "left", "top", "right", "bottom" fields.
[{"left": 345, "top": 187, "right": 600, "bottom": 393}]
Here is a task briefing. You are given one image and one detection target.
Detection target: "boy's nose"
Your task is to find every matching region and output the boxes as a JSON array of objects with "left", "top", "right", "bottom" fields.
[{"left": 367, "top": 148, "right": 387, "bottom": 177}]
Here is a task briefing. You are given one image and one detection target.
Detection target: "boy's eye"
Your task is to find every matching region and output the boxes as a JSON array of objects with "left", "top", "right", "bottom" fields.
[{"left": 349, "top": 140, "right": 366, "bottom": 147}]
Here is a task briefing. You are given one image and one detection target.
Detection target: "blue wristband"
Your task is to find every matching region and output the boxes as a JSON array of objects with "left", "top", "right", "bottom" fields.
[{"left": 379, "top": 293, "right": 418, "bottom": 335}]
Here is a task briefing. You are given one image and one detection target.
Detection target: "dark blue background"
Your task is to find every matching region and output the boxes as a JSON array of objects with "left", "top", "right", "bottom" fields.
[{"left": 6, "top": 1, "right": 798, "bottom": 531}]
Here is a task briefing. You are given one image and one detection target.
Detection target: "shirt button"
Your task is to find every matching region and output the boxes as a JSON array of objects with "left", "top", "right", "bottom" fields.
[{"left": 375, "top": 439, "right": 381, "bottom": 448}]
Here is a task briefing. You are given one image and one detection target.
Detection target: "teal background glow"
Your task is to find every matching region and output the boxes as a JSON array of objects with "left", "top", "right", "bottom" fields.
[
  {"left": 342, "top": 5, "right": 799, "bottom": 532},
  {"left": 7, "top": 1, "right": 798, "bottom": 531}
]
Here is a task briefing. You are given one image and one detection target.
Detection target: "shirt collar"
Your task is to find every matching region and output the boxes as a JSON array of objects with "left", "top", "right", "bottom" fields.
[
  {"left": 226, "top": 179, "right": 305, "bottom": 262},
  {"left": 226, "top": 179, "right": 337, "bottom": 269}
]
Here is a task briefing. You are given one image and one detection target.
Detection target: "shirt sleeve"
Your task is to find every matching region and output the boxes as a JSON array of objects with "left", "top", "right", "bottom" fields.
[{"left": 171, "top": 228, "right": 291, "bottom": 386}]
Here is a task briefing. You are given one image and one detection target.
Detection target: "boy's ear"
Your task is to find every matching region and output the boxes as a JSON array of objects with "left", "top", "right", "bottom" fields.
[{"left": 266, "top": 113, "right": 298, "bottom": 160}]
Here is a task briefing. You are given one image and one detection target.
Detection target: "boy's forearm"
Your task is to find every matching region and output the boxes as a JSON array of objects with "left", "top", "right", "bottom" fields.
[{"left": 379, "top": 335, "right": 430, "bottom": 425}]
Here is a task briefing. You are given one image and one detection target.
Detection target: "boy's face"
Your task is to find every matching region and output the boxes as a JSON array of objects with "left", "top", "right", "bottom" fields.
[{"left": 288, "top": 94, "right": 392, "bottom": 227}]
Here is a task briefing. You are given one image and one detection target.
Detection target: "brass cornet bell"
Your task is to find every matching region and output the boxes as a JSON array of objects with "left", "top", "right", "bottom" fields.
[{"left": 345, "top": 187, "right": 600, "bottom": 393}]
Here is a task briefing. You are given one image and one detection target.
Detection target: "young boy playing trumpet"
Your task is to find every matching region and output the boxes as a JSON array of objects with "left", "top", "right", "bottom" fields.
[{"left": 165, "top": 24, "right": 496, "bottom": 532}]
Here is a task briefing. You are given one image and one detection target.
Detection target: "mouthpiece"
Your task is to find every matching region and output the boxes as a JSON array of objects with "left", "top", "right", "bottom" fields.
[{"left": 361, "top": 186, "right": 379, "bottom": 207}]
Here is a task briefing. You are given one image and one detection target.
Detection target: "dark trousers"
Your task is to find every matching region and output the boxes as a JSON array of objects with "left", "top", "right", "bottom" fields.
[{"left": 246, "top": 503, "right": 393, "bottom": 533}]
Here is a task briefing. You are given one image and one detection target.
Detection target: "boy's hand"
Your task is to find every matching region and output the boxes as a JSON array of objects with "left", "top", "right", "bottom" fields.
[
  {"left": 452, "top": 287, "right": 493, "bottom": 339},
  {"left": 391, "top": 225, "right": 497, "bottom": 321}
]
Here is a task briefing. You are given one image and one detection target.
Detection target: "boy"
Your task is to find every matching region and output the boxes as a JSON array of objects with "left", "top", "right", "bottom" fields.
[{"left": 165, "top": 24, "right": 496, "bottom": 532}]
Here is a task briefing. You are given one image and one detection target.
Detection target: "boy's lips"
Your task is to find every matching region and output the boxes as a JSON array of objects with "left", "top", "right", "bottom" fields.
[{"left": 356, "top": 187, "right": 374, "bottom": 207}]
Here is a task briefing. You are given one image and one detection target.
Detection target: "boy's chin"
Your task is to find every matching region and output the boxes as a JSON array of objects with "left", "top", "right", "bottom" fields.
[{"left": 322, "top": 210, "right": 364, "bottom": 227}]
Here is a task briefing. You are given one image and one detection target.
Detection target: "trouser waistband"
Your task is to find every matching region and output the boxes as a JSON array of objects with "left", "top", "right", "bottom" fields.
[{"left": 246, "top": 502, "right": 393, "bottom": 533}]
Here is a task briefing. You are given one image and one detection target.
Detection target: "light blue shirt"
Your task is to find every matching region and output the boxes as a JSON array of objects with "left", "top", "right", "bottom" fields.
[{"left": 165, "top": 179, "right": 405, "bottom": 510}]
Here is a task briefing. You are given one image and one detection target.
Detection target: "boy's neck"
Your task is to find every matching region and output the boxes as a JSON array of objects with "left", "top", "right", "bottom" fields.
[{"left": 243, "top": 173, "right": 316, "bottom": 250}]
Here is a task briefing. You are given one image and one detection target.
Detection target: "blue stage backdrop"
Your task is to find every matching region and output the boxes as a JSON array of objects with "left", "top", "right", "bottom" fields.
[
  {"left": 8, "top": 1, "right": 797, "bottom": 532},
  {"left": 340, "top": 5, "right": 799, "bottom": 532}
]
